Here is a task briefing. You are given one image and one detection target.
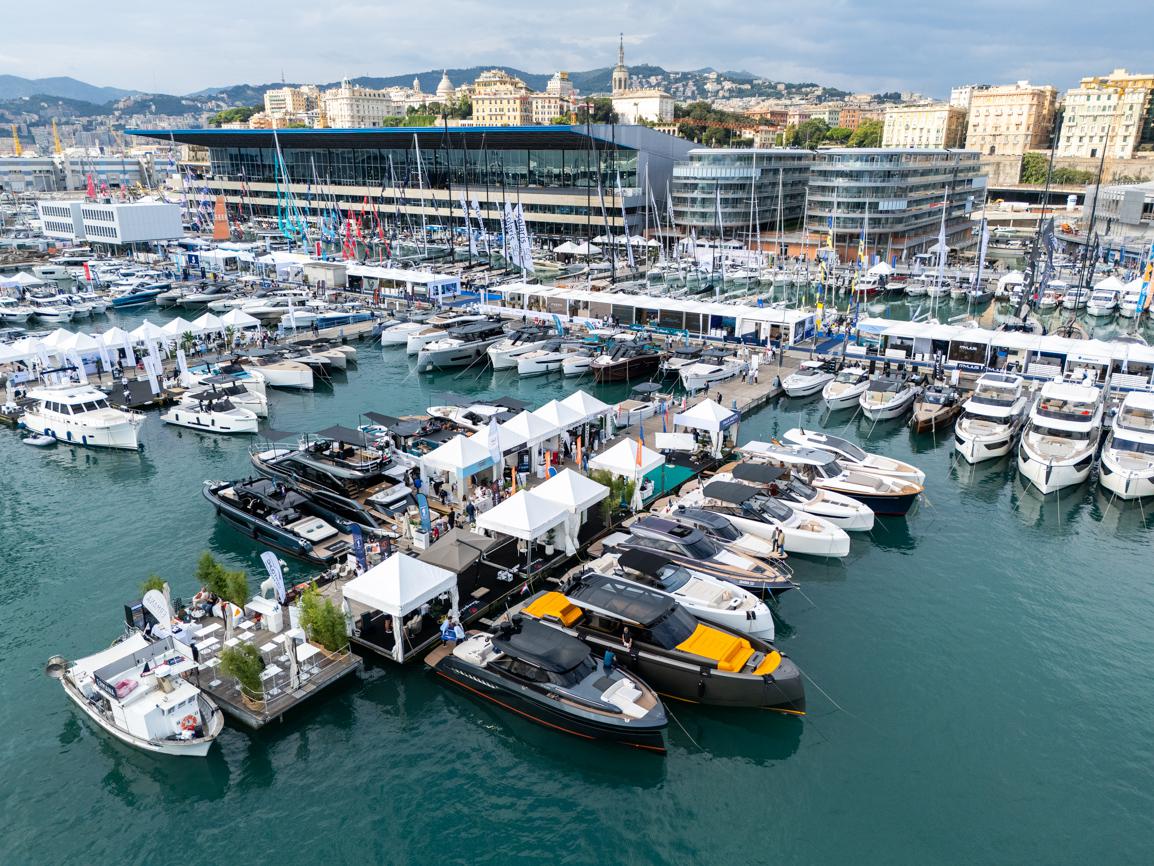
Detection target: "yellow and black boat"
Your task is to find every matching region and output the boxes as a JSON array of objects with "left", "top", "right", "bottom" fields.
[{"left": 520, "top": 574, "right": 805, "bottom": 714}]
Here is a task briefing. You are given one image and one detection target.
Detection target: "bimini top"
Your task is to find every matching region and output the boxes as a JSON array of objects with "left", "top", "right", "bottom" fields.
[
  {"left": 492, "top": 617, "right": 590, "bottom": 673},
  {"left": 730, "top": 463, "right": 786, "bottom": 484},
  {"left": 616, "top": 547, "right": 676, "bottom": 577},
  {"left": 701, "top": 480, "right": 763, "bottom": 504},
  {"left": 563, "top": 572, "right": 676, "bottom": 628}
]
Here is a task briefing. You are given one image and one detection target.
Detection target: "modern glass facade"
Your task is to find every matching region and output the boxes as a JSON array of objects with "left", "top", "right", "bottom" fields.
[
  {"left": 671, "top": 148, "right": 813, "bottom": 236},
  {"left": 805, "top": 149, "right": 987, "bottom": 259},
  {"left": 129, "top": 125, "right": 695, "bottom": 241}
]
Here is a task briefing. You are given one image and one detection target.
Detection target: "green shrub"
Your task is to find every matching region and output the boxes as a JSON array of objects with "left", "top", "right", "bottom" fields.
[
  {"left": 299, "top": 584, "right": 348, "bottom": 652},
  {"left": 220, "top": 644, "right": 264, "bottom": 698},
  {"left": 194, "top": 551, "right": 250, "bottom": 607},
  {"left": 140, "top": 575, "right": 167, "bottom": 595}
]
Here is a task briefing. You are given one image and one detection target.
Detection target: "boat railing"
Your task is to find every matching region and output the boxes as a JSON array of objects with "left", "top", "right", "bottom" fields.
[{"left": 233, "top": 641, "right": 354, "bottom": 714}]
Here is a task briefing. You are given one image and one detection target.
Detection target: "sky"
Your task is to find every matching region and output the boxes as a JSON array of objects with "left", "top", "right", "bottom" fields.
[{"left": 1, "top": 0, "right": 1150, "bottom": 98}]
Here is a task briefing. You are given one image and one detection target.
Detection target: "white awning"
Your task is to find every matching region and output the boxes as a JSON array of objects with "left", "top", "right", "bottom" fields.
[
  {"left": 559, "top": 389, "right": 613, "bottom": 422},
  {"left": 341, "top": 553, "right": 457, "bottom": 618},
  {"left": 588, "top": 438, "right": 665, "bottom": 477},
  {"left": 220, "top": 309, "right": 261, "bottom": 328},
  {"left": 534, "top": 468, "right": 609, "bottom": 512},
  {"left": 421, "top": 433, "right": 494, "bottom": 477},
  {"left": 475, "top": 490, "right": 568, "bottom": 541},
  {"left": 501, "top": 410, "right": 558, "bottom": 447},
  {"left": 673, "top": 398, "right": 740, "bottom": 433},
  {"left": 532, "top": 399, "right": 584, "bottom": 433}
]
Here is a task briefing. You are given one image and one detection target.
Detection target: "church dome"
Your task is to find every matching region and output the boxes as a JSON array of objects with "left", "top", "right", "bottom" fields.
[{"left": 436, "top": 70, "right": 455, "bottom": 101}]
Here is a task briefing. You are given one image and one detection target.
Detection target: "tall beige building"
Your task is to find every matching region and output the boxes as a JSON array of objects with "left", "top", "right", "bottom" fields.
[
  {"left": 965, "top": 81, "right": 1057, "bottom": 156},
  {"left": 882, "top": 103, "right": 968, "bottom": 149},
  {"left": 1056, "top": 69, "right": 1154, "bottom": 159},
  {"left": 263, "top": 85, "right": 321, "bottom": 118},
  {"left": 323, "top": 79, "right": 405, "bottom": 127},
  {"left": 471, "top": 69, "right": 532, "bottom": 126},
  {"left": 531, "top": 71, "right": 576, "bottom": 124}
]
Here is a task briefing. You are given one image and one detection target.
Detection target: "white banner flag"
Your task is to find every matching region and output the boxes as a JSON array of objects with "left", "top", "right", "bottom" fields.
[
  {"left": 261, "top": 551, "right": 286, "bottom": 603},
  {"left": 515, "top": 203, "right": 535, "bottom": 274},
  {"left": 617, "top": 172, "right": 634, "bottom": 269}
]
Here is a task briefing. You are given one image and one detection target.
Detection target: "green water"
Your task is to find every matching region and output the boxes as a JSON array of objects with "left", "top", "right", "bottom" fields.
[{"left": 3, "top": 305, "right": 1154, "bottom": 865}]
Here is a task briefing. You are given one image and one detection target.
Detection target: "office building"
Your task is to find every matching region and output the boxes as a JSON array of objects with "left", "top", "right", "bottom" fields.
[
  {"left": 882, "top": 103, "right": 968, "bottom": 149},
  {"left": 530, "top": 72, "right": 576, "bottom": 124},
  {"left": 805, "top": 149, "right": 987, "bottom": 261},
  {"left": 671, "top": 148, "right": 813, "bottom": 237},
  {"left": 37, "top": 200, "right": 182, "bottom": 246},
  {"left": 127, "top": 125, "right": 695, "bottom": 240}
]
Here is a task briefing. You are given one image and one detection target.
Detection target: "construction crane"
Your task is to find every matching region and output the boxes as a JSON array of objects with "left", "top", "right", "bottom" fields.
[
  {"left": 52, "top": 119, "right": 62, "bottom": 154},
  {"left": 10, "top": 125, "right": 22, "bottom": 156}
]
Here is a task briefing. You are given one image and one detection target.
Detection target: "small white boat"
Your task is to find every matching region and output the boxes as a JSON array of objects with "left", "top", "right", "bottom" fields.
[
  {"left": 858, "top": 374, "right": 922, "bottom": 422},
  {"left": 1061, "top": 285, "right": 1090, "bottom": 310},
  {"left": 781, "top": 360, "right": 834, "bottom": 398},
  {"left": 0, "top": 297, "right": 34, "bottom": 323},
  {"left": 485, "top": 325, "right": 556, "bottom": 370},
  {"left": 162, "top": 397, "right": 260, "bottom": 434},
  {"left": 239, "top": 354, "right": 314, "bottom": 390},
  {"left": 783, "top": 427, "right": 926, "bottom": 484},
  {"left": 22, "top": 433, "right": 56, "bottom": 447},
  {"left": 679, "top": 356, "right": 748, "bottom": 392},
  {"left": 516, "top": 340, "right": 587, "bottom": 377},
  {"left": 21, "top": 385, "right": 144, "bottom": 449},
  {"left": 1099, "top": 391, "right": 1154, "bottom": 500},
  {"left": 1085, "top": 288, "right": 1120, "bottom": 317},
  {"left": 821, "top": 365, "right": 870, "bottom": 411},
  {"left": 562, "top": 352, "right": 593, "bottom": 377},
  {"left": 47, "top": 633, "right": 224, "bottom": 757},
  {"left": 1017, "top": 379, "right": 1104, "bottom": 494}
]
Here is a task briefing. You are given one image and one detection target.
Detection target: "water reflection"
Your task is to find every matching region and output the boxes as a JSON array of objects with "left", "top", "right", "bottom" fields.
[
  {"left": 950, "top": 455, "right": 1014, "bottom": 504},
  {"left": 1089, "top": 487, "right": 1154, "bottom": 536},
  {"left": 91, "top": 724, "right": 231, "bottom": 806},
  {"left": 1009, "top": 474, "right": 1093, "bottom": 530},
  {"left": 672, "top": 704, "right": 803, "bottom": 765},
  {"left": 867, "top": 517, "right": 918, "bottom": 552}
]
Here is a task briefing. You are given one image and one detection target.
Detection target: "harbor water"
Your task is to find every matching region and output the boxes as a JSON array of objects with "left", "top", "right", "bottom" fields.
[{"left": 3, "top": 305, "right": 1154, "bottom": 865}]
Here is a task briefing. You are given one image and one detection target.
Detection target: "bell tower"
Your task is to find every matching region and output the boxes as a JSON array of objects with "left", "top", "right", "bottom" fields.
[{"left": 611, "top": 33, "right": 629, "bottom": 96}]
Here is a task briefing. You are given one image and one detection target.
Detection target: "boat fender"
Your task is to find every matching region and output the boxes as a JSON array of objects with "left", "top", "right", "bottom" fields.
[
  {"left": 697, "top": 678, "right": 706, "bottom": 699},
  {"left": 179, "top": 714, "right": 197, "bottom": 732},
  {"left": 251, "top": 525, "right": 259, "bottom": 539}
]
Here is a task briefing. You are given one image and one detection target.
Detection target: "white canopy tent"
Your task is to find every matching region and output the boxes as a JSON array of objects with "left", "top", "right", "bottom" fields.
[
  {"left": 220, "top": 309, "right": 261, "bottom": 329},
  {"left": 340, "top": 553, "right": 459, "bottom": 662},
  {"left": 868, "top": 262, "right": 895, "bottom": 276},
  {"left": 98, "top": 326, "right": 136, "bottom": 366},
  {"left": 501, "top": 410, "right": 559, "bottom": 472},
  {"left": 534, "top": 468, "right": 609, "bottom": 555},
  {"left": 1093, "top": 275, "right": 1126, "bottom": 293},
  {"left": 6, "top": 272, "right": 44, "bottom": 288},
  {"left": 190, "top": 312, "right": 225, "bottom": 333},
  {"left": 673, "top": 398, "right": 740, "bottom": 457},
  {"left": 559, "top": 389, "right": 613, "bottom": 423},
  {"left": 532, "top": 399, "right": 584, "bottom": 437},
  {"left": 475, "top": 490, "right": 569, "bottom": 566},
  {"left": 420, "top": 433, "right": 495, "bottom": 500},
  {"left": 588, "top": 438, "right": 665, "bottom": 477},
  {"left": 161, "top": 316, "right": 196, "bottom": 339},
  {"left": 130, "top": 320, "right": 167, "bottom": 343},
  {"left": 553, "top": 241, "right": 581, "bottom": 255},
  {"left": 469, "top": 424, "right": 527, "bottom": 456}
]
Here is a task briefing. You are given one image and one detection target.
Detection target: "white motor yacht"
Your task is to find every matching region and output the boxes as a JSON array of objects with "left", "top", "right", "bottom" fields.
[
  {"left": 27, "top": 296, "right": 75, "bottom": 322},
  {"left": 1118, "top": 289, "right": 1146, "bottom": 319},
  {"left": 427, "top": 403, "right": 510, "bottom": 431},
  {"left": 21, "top": 385, "right": 144, "bottom": 449},
  {"left": 516, "top": 340, "right": 587, "bottom": 376},
  {"left": 953, "top": 372, "right": 1031, "bottom": 464},
  {"left": 0, "top": 296, "right": 34, "bottom": 322},
  {"left": 679, "top": 355, "right": 748, "bottom": 392},
  {"left": 1017, "top": 380, "right": 1104, "bottom": 494},
  {"left": 822, "top": 365, "right": 870, "bottom": 411},
  {"left": 162, "top": 396, "right": 260, "bottom": 434},
  {"left": 716, "top": 461, "right": 875, "bottom": 531},
  {"left": 1037, "top": 285, "right": 1063, "bottom": 310},
  {"left": 1061, "top": 285, "right": 1090, "bottom": 310},
  {"left": 781, "top": 360, "right": 834, "bottom": 398},
  {"left": 47, "top": 633, "right": 224, "bottom": 757},
  {"left": 1085, "top": 288, "right": 1121, "bottom": 317},
  {"left": 582, "top": 550, "right": 775, "bottom": 641},
  {"left": 485, "top": 325, "right": 556, "bottom": 370},
  {"left": 238, "top": 354, "right": 314, "bottom": 390},
  {"left": 404, "top": 313, "right": 487, "bottom": 354},
  {"left": 783, "top": 427, "right": 926, "bottom": 484},
  {"left": 562, "top": 351, "right": 594, "bottom": 377},
  {"left": 416, "top": 321, "right": 507, "bottom": 373},
  {"left": 904, "top": 275, "right": 931, "bottom": 297},
  {"left": 1098, "top": 392, "right": 1154, "bottom": 500},
  {"left": 858, "top": 374, "right": 922, "bottom": 422},
  {"left": 185, "top": 377, "right": 269, "bottom": 417}
]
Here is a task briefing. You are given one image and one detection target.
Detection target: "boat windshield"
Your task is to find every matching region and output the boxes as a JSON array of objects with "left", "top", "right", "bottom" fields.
[
  {"left": 788, "top": 478, "right": 818, "bottom": 500},
  {"left": 971, "top": 386, "right": 1018, "bottom": 407},
  {"left": 815, "top": 459, "right": 844, "bottom": 478},
  {"left": 1027, "top": 421, "right": 1093, "bottom": 441},
  {"left": 706, "top": 520, "right": 741, "bottom": 542},
  {"left": 1037, "top": 397, "right": 1097, "bottom": 422},
  {"left": 682, "top": 534, "right": 721, "bottom": 559},
  {"left": 822, "top": 436, "right": 866, "bottom": 461},
  {"left": 551, "top": 655, "right": 596, "bottom": 687},
  {"left": 656, "top": 564, "right": 693, "bottom": 592},
  {"left": 867, "top": 379, "right": 903, "bottom": 393},
  {"left": 835, "top": 369, "right": 864, "bottom": 383},
  {"left": 647, "top": 605, "right": 699, "bottom": 648},
  {"left": 922, "top": 391, "right": 953, "bottom": 405},
  {"left": 752, "top": 496, "right": 793, "bottom": 521},
  {"left": 1111, "top": 434, "right": 1154, "bottom": 455}
]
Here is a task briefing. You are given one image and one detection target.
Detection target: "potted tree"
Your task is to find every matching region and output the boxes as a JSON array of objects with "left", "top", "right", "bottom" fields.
[
  {"left": 299, "top": 584, "right": 349, "bottom": 653},
  {"left": 219, "top": 643, "right": 264, "bottom": 708}
]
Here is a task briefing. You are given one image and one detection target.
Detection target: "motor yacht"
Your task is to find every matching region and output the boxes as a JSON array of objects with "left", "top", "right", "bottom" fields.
[
  {"left": 562, "top": 350, "right": 595, "bottom": 377},
  {"left": 676, "top": 480, "right": 851, "bottom": 558},
  {"left": 179, "top": 283, "right": 238, "bottom": 308},
  {"left": 1061, "top": 285, "right": 1090, "bottom": 310},
  {"left": 427, "top": 402, "right": 513, "bottom": 431},
  {"left": 0, "top": 296, "right": 33, "bottom": 322},
  {"left": 581, "top": 549, "right": 774, "bottom": 640},
  {"left": 953, "top": 373, "right": 1030, "bottom": 463},
  {"left": 781, "top": 360, "right": 834, "bottom": 398},
  {"left": 203, "top": 477, "right": 355, "bottom": 564},
  {"left": 237, "top": 352, "right": 314, "bottom": 390},
  {"left": 737, "top": 441, "right": 923, "bottom": 516},
  {"left": 21, "top": 385, "right": 144, "bottom": 449},
  {"left": 1017, "top": 380, "right": 1104, "bottom": 494},
  {"left": 47, "top": 634, "right": 224, "bottom": 757},
  {"left": 426, "top": 617, "right": 667, "bottom": 752},
  {"left": 1099, "top": 392, "right": 1154, "bottom": 500},
  {"left": 184, "top": 376, "right": 268, "bottom": 417},
  {"left": 591, "top": 342, "right": 663, "bottom": 383},
  {"left": 27, "top": 296, "right": 74, "bottom": 322},
  {"left": 161, "top": 396, "right": 260, "bottom": 434},
  {"left": 416, "top": 321, "right": 508, "bottom": 373},
  {"left": 521, "top": 578, "right": 805, "bottom": 713},
  {"left": 859, "top": 374, "right": 922, "bottom": 422},
  {"left": 404, "top": 313, "right": 488, "bottom": 354},
  {"left": 1086, "top": 288, "right": 1121, "bottom": 317},
  {"left": 609, "top": 516, "right": 795, "bottom": 596},
  {"left": 110, "top": 280, "right": 170, "bottom": 308},
  {"left": 515, "top": 340, "right": 587, "bottom": 376},
  {"left": 910, "top": 384, "right": 962, "bottom": 433},
  {"left": 652, "top": 506, "right": 781, "bottom": 562},
  {"left": 821, "top": 365, "right": 870, "bottom": 411},
  {"left": 1118, "top": 289, "right": 1146, "bottom": 319},
  {"left": 722, "top": 462, "right": 874, "bottom": 531},
  {"left": 659, "top": 345, "right": 703, "bottom": 378},
  {"left": 1037, "top": 284, "right": 1063, "bottom": 310},
  {"left": 485, "top": 324, "right": 556, "bottom": 370},
  {"left": 783, "top": 428, "right": 926, "bottom": 484},
  {"left": 679, "top": 351, "right": 748, "bottom": 392}
]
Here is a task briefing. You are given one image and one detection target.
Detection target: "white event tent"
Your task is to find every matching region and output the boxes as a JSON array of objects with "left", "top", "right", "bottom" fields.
[
  {"left": 420, "top": 433, "right": 494, "bottom": 500},
  {"left": 534, "top": 469, "right": 609, "bottom": 555},
  {"left": 340, "top": 553, "right": 459, "bottom": 662},
  {"left": 475, "top": 489, "right": 568, "bottom": 567},
  {"left": 673, "top": 398, "right": 740, "bottom": 457},
  {"left": 559, "top": 390, "right": 613, "bottom": 424},
  {"left": 587, "top": 437, "right": 665, "bottom": 478}
]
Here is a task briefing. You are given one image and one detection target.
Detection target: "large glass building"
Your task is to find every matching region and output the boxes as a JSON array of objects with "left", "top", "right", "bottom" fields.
[
  {"left": 128, "top": 125, "right": 694, "bottom": 242},
  {"left": 671, "top": 148, "right": 813, "bottom": 238},
  {"left": 805, "top": 149, "right": 987, "bottom": 261}
]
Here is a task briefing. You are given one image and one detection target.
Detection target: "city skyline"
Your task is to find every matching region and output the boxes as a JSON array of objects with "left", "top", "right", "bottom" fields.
[{"left": 1, "top": 0, "right": 1150, "bottom": 98}]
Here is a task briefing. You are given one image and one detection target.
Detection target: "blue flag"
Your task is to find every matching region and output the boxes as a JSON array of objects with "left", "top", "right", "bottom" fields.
[
  {"left": 417, "top": 493, "right": 431, "bottom": 534},
  {"left": 350, "top": 524, "right": 367, "bottom": 570}
]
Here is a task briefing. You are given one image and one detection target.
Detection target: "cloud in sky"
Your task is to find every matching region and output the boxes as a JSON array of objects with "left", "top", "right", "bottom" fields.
[{"left": 1, "top": 0, "right": 1150, "bottom": 96}]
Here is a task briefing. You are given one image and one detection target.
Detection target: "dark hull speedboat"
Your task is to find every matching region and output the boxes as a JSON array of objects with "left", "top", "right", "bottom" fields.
[
  {"left": 592, "top": 350, "right": 662, "bottom": 383},
  {"left": 426, "top": 620, "right": 667, "bottom": 752}
]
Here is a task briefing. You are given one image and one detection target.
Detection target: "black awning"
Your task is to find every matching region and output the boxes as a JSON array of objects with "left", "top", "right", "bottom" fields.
[
  {"left": 617, "top": 548, "right": 674, "bottom": 577},
  {"left": 259, "top": 428, "right": 298, "bottom": 441},
  {"left": 314, "top": 424, "right": 365, "bottom": 444},
  {"left": 492, "top": 396, "right": 530, "bottom": 411},
  {"left": 493, "top": 617, "right": 590, "bottom": 673},
  {"left": 731, "top": 463, "right": 786, "bottom": 484},
  {"left": 702, "top": 480, "right": 761, "bottom": 504},
  {"left": 631, "top": 382, "right": 661, "bottom": 394},
  {"left": 363, "top": 411, "right": 400, "bottom": 427}
]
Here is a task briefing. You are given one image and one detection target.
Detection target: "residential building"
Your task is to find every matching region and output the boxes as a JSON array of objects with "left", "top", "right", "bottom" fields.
[
  {"left": 950, "top": 84, "right": 990, "bottom": 111},
  {"left": 837, "top": 107, "right": 883, "bottom": 130},
  {"left": 965, "top": 81, "right": 1057, "bottom": 157},
  {"left": 472, "top": 69, "right": 533, "bottom": 126},
  {"left": 37, "top": 200, "right": 182, "bottom": 246},
  {"left": 671, "top": 148, "right": 813, "bottom": 237},
  {"left": 322, "top": 79, "right": 406, "bottom": 128},
  {"left": 1056, "top": 69, "right": 1154, "bottom": 159},
  {"left": 786, "top": 106, "right": 815, "bottom": 128},
  {"left": 805, "top": 149, "right": 987, "bottom": 261},
  {"left": 882, "top": 103, "right": 968, "bottom": 149},
  {"left": 128, "top": 125, "right": 694, "bottom": 240},
  {"left": 264, "top": 85, "right": 321, "bottom": 118},
  {"left": 530, "top": 72, "right": 576, "bottom": 124},
  {"left": 609, "top": 36, "right": 675, "bottom": 124}
]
